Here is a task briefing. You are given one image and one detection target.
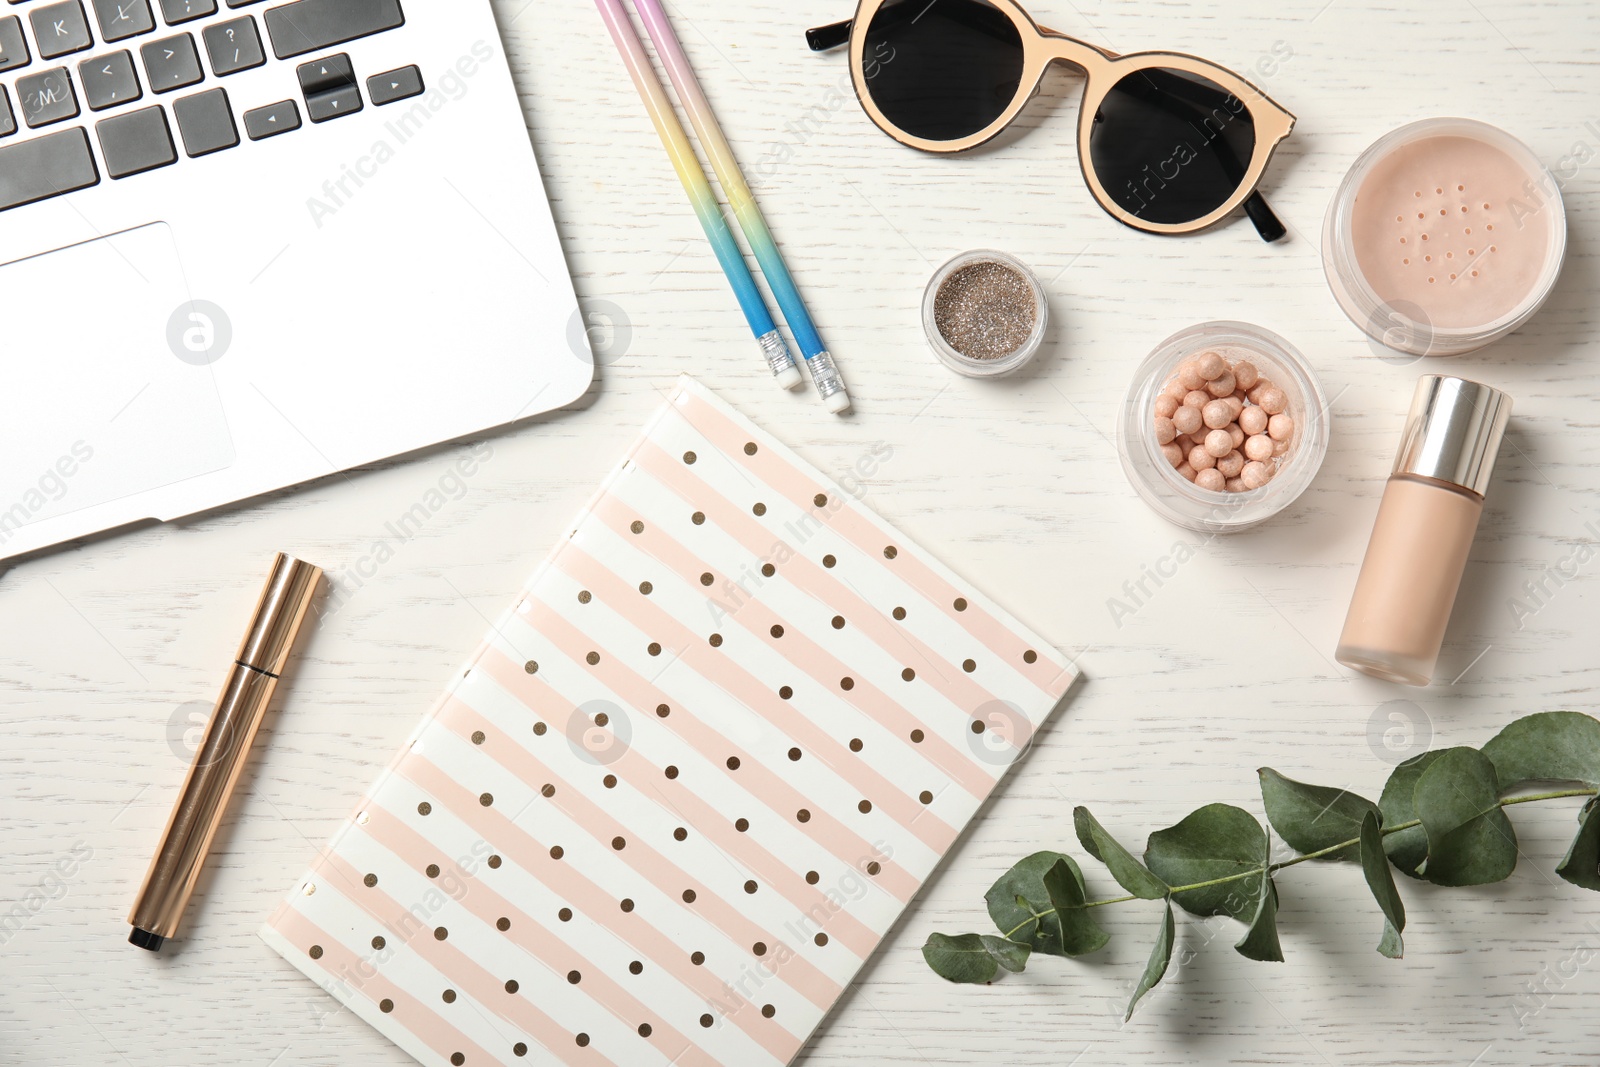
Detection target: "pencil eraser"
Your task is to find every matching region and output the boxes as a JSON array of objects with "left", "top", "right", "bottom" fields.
[
  {"left": 776, "top": 365, "right": 804, "bottom": 391},
  {"left": 825, "top": 390, "right": 852, "bottom": 415}
]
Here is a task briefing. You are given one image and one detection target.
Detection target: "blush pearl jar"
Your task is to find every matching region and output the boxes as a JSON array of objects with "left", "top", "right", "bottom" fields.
[
  {"left": 1118, "top": 322, "right": 1330, "bottom": 534},
  {"left": 1324, "top": 118, "right": 1567, "bottom": 357}
]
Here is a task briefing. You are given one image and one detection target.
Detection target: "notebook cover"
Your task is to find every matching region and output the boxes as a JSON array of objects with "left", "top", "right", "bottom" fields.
[{"left": 261, "top": 376, "right": 1079, "bottom": 1067}]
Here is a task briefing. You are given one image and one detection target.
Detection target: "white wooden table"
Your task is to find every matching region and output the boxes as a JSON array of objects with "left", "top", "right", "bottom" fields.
[{"left": 5, "top": 1, "right": 1600, "bottom": 1063}]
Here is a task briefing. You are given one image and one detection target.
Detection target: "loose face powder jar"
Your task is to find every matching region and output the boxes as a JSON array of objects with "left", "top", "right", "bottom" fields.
[
  {"left": 922, "top": 251, "right": 1048, "bottom": 377},
  {"left": 1324, "top": 118, "right": 1566, "bottom": 357}
]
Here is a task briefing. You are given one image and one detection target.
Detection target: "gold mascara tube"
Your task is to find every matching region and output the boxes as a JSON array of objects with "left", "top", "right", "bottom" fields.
[{"left": 128, "top": 553, "right": 322, "bottom": 951}]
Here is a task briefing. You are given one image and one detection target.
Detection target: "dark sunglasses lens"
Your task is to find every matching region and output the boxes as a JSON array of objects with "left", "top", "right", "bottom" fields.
[
  {"left": 863, "top": 0, "right": 1025, "bottom": 143},
  {"left": 1089, "top": 68, "right": 1258, "bottom": 226}
]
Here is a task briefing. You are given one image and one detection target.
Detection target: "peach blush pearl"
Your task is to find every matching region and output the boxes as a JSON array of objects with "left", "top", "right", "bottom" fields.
[
  {"left": 1202, "top": 400, "right": 1233, "bottom": 430},
  {"left": 1196, "top": 351, "right": 1227, "bottom": 380},
  {"left": 1206, "top": 371, "right": 1237, "bottom": 398},
  {"left": 1244, "top": 434, "right": 1275, "bottom": 462},
  {"left": 1241, "top": 461, "right": 1272, "bottom": 489},
  {"left": 1226, "top": 476, "right": 1246, "bottom": 492},
  {"left": 1239, "top": 405, "right": 1268, "bottom": 436},
  {"left": 1172, "top": 406, "right": 1203, "bottom": 436},
  {"left": 1223, "top": 396, "right": 1245, "bottom": 420},
  {"left": 1155, "top": 395, "right": 1179, "bottom": 418},
  {"left": 1195, "top": 468, "right": 1227, "bottom": 492},
  {"left": 1162, "top": 442, "right": 1184, "bottom": 468},
  {"left": 1184, "top": 389, "right": 1212, "bottom": 409},
  {"left": 1268, "top": 413, "right": 1295, "bottom": 441},
  {"left": 1188, "top": 445, "right": 1218, "bottom": 471},
  {"left": 1166, "top": 380, "right": 1190, "bottom": 402},
  {"left": 1258, "top": 387, "right": 1288, "bottom": 415},
  {"left": 1154, "top": 417, "right": 1177, "bottom": 445},
  {"left": 1274, "top": 439, "right": 1292, "bottom": 457},
  {"left": 1217, "top": 450, "right": 1246, "bottom": 478},
  {"left": 1205, "top": 429, "right": 1234, "bottom": 458},
  {"left": 1175, "top": 463, "right": 1198, "bottom": 482},
  {"left": 1233, "top": 361, "right": 1260, "bottom": 390},
  {"left": 1227, "top": 424, "right": 1246, "bottom": 450},
  {"left": 1178, "top": 362, "right": 1205, "bottom": 390}
]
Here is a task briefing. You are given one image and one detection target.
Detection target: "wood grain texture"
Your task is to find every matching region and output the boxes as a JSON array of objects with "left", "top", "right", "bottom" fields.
[{"left": 4, "top": 0, "right": 1600, "bottom": 1064}]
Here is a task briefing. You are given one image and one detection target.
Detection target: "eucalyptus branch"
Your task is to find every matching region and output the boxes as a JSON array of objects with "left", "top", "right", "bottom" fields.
[{"left": 922, "top": 712, "right": 1600, "bottom": 1022}]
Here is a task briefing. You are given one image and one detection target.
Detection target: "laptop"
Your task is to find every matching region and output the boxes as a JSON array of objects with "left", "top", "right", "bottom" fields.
[{"left": 0, "top": 0, "right": 594, "bottom": 565}]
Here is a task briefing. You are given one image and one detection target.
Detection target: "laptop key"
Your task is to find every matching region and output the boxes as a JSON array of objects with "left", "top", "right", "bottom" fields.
[
  {"left": 0, "top": 126, "right": 99, "bottom": 211},
  {"left": 263, "top": 0, "right": 402, "bottom": 60},
  {"left": 95, "top": 102, "right": 174, "bottom": 177},
  {"left": 172, "top": 85, "right": 233, "bottom": 155},
  {"left": 79, "top": 48, "right": 140, "bottom": 109},
  {"left": 157, "top": 0, "right": 213, "bottom": 25},
  {"left": 140, "top": 31, "right": 200, "bottom": 92},
  {"left": 31, "top": 1, "right": 92, "bottom": 59},
  {"left": 366, "top": 64, "right": 421, "bottom": 106},
  {"left": 0, "top": 15, "right": 30, "bottom": 72},
  {"left": 201, "top": 14, "right": 261, "bottom": 75},
  {"left": 297, "top": 51, "right": 360, "bottom": 123},
  {"left": 16, "top": 66, "right": 78, "bottom": 127},
  {"left": 0, "top": 87, "right": 14, "bottom": 137},
  {"left": 90, "top": 0, "right": 152, "bottom": 43},
  {"left": 242, "top": 97, "right": 297, "bottom": 140}
]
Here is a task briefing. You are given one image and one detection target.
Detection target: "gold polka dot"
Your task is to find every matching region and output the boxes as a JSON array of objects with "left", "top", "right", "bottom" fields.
[
  {"left": 594, "top": 712, "right": 609, "bottom": 727},
  {"left": 533, "top": 722, "right": 547, "bottom": 736},
  {"left": 849, "top": 738, "right": 863, "bottom": 752},
  {"left": 630, "top": 520, "right": 645, "bottom": 534},
  {"left": 656, "top": 703, "right": 671, "bottom": 718},
  {"left": 761, "top": 563, "right": 776, "bottom": 577},
  {"left": 575, "top": 1034, "right": 590, "bottom": 1048},
  {"left": 762, "top": 1004, "right": 777, "bottom": 1019},
  {"left": 480, "top": 792, "right": 494, "bottom": 807},
  {"left": 752, "top": 502, "right": 767, "bottom": 516},
  {"left": 699, "top": 572, "right": 714, "bottom": 586},
  {"left": 726, "top": 756, "right": 741, "bottom": 770},
  {"left": 858, "top": 800, "right": 872, "bottom": 814},
  {"left": 692, "top": 511, "right": 706, "bottom": 525},
  {"left": 426, "top": 864, "right": 441, "bottom": 878},
  {"left": 700, "top": 1014, "right": 714, "bottom": 1028},
  {"left": 920, "top": 790, "right": 934, "bottom": 804},
  {"left": 372, "top": 935, "right": 386, "bottom": 949},
  {"left": 902, "top": 667, "right": 916, "bottom": 682},
  {"left": 963, "top": 659, "right": 976, "bottom": 673},
  {"left": 451, "top": 1053, "right": 465, "bottom": 1066},
  {"left": 417, "top": 801, "right": 432, "bottom": 815},
  {"left": 379, "top": 999, "right": 394, "bottom": 1013},
  {"left": 567, "top": 970, "right": 582, "bottom": 984},
  {"left": 840, "top": 677, "right": 854, "bottom": 691},
  {"left": 806, "top": 871, "right": 820, "bottom": 885},
  {"left": 709, "top": 633, "right": 723, "bottom": 647},
  {"left": 893, "top": 606, "right": 906, "bottom": 621},
  {"left": 524, "top": 660, "right": 538, "bottom": 674},
  {"left": 779, "top": 686, "right": 793, "bottom": 700},
  {"left": 814, "top": 493, "right": 828, "bottom": 508},
  {"left": 487, "top": 855, "right": 502, "bottom": 869},
  {"left": 639, "top": 580, "right": 653, "bottom": 595},
  {"left": 744, "top": 442, "right": 758, "bottom": 456},
  {"left": 1023, "top": 649, "right": 1038, "bottom": 664},
  {"left": 441, "top": 989, "right": 456, "bottom": 1003},
  {"left": 683, "top": 451, "right": 697, "bottom": 465},
  {"left": 691, "top": 951, "right": 705, "bottom": 965},
  {"left": 645, "top": 641, "right": 662, "bottom": 657},
  {"left": 434, "top": 927, "right": 448, "bottom": 941},
  {"left": 867, "top": 861, "right": 881, "bottom": 876},
  {"left": 639, "top": 1023, "right": 653, "bottom": 1038},
  {"left": 498, "top": 916, "right": 512, "bottom": 930},
  {"left": 559, "top": 908, "right": 573, "bottom": 922},
  {"left": 577, "top": 590, "right": 592, "bottom": 604},
  {"left": 665, "top": 765, "right": 678, "bottom": 779},
  {"left": 364, "top": 873, "right": 378, "bottom": 887},
  {"left": 683, "top": 889, "right": 697, "bottom": 903},
  {"left": 514, "top": 1042, "right": 527, "bottom": 1057},
  {"left": 604, "top": 774, "right": 617, "bottom": 789},
  {"left": 612, "top": 836, "right": 626, "bottom": 850},
  {"left": 735, "top": 817, "right": 749, "bottom": 831},
  {"left": 788, "top": 747, "right": 801, "bottom": 761},
  {"left": 797, "top": 808, "right": 811, "bottom": 823},
  {"left": 814, "top": 933, "right": 829, "bottom": 947},
  {"left": 752, "top": 942, "right": 768, "bottom": 956},
  {"left": 620, "top": 898, "right": 634, "bottom": 912},
  {"left": 674, "top": 827, "right": 688, "bottom": 841},
  {"left": 585, "top": 651, "right": 600, "bottom": 665},
  {"left": 823, "top": 554, "right": 837, "bottom": 568},
  {"left": 883, "top": 546, "right": 898, "bottom": 559},
  {"left": 541, "top": 783, "right": 556, "bottom": 798},
  {"left": 308, "top": 945, "right": 323, "bottom": 960},
  {"left": 550, "top": 845, "right": 564, "bottom": 859},
  {"left": 629, "top": 961, "right": 643, "bottom": 974},
  {"left": 471, "top": 730, "right": 486, "bottom": 745},
  {"left": 971, "top": 719, "right": 986, "bottom": 734},
  {"left": 910, "top": 729, "right": 924, "bottom": 743},
  {"left": 831, "top": 615, "right": 845, "bottom": 629},
  {"left": 954, "top": 597, "right": 968, "bottom": 611},
  {"left": 744, "top": 880, "right": 758, "bottom": 894}
]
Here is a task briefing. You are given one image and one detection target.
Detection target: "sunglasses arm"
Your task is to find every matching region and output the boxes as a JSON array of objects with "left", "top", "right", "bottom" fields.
[
  {"left": 806, "top": 19, "right": 853, "bottom": 51},
  {"left": 1244, "top": 192, "right": 1288, "bottom": 243}
]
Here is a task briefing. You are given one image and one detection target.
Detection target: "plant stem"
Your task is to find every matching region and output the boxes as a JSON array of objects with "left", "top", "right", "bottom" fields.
[{"left": 1058, "top": 788, "right": 1598, "bottom": 916}]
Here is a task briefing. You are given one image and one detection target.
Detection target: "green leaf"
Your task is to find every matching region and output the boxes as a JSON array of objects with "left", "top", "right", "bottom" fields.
[
  {"left": 1556, "top": 798, "right": 1600, "bottom": 892},
  {"left": 1043, "top": 859, "right": 1112, "bottom": 957},
  {"left": 1258, "top": 768, "right": 1380, "bottom": 861},
  {"left": 922, "top": 932, "right": 1031, "bottom": 984},
  {"left": 985, "top": 852, "right": 1108, "bottom": 958},
  {"left": 1125, "top": 899, "right": 1175, "bottom": 1022},
  {"left": 1379, "top": 749, "right": 1456, "bottom": 878},
  {"left": 1413, "top": 748, "right": 1518, "bottom": 886},
  {"left": 1359, "top": 811, "right": 1406, "bottom": 958},
  {"left": 1074, "top": 807, "right": 1168, "bottom": 900},
  {"left": 1144, "top": 803, "right": 1268, "bottom": 921},
  {"left": 1482, "top": 711, "right": 1600, "bottom": 791},
  {"left": 1234, "top": 876, "right": 1284, "bottom": 962}
]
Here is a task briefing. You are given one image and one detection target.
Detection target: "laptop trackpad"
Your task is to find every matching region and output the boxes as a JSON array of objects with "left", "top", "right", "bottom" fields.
[{"left": 0, "top": 223, "right": 234, "bottom": 533}]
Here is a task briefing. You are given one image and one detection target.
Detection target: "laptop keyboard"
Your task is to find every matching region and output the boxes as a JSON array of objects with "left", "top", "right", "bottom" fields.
[{"left": 0, "top": 0, "right": 422, "bottom": 213}]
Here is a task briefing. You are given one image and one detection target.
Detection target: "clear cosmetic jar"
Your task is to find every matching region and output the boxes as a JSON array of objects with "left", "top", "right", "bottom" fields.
[
  {"left": 1323, "top": 118, "right": 1566, "bottom": 357},
  {"left": 1118, "top": 321, "right": 1330, "bottom": 534},
  {"left": 922, "top": 250, "right": 1049, "bottom": 377}
]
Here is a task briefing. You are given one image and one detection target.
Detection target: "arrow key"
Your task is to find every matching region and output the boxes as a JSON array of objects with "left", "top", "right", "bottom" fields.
[
  {"left": 296, "top": 51, "right": 361, "bottom": 123},
  {"left": 243, "top": 97, "right": 299, "bottom": 140},
  {"left": 367, "top": 64, "right": 421, "bottom": 106}
]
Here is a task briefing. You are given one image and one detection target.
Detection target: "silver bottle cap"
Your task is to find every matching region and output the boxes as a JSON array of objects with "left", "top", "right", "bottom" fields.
[{"left": 1392, "top": 376, "right": 1512, "bottom": 497}]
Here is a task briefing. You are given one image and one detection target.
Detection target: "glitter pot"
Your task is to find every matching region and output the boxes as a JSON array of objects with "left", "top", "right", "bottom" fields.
[
  {"left": 1118, "top": 322, "right": 1330, "bottom": 534},
  {"left": 922, "top": 251, "right": 1048, "bottom": 377}
]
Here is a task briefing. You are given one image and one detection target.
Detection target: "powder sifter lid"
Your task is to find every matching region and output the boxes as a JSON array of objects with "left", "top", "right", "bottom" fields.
[{"left": 1392, "top": 375, "right": 1513, "bottom": 497}]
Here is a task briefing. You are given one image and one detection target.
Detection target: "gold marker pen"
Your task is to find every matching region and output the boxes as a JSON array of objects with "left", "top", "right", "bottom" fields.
[{"left": 128, "top": 553, "right": 322, "bottom": 951}]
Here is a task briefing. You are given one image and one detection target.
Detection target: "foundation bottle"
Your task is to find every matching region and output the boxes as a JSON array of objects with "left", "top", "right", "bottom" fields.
[{"left": 1337, "top": 376, "right": 1512, "bottom": 686}]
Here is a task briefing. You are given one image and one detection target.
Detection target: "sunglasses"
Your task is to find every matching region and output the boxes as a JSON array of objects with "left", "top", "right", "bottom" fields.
[{"left": 807, "top": 0, "right": 1297, "bottom": 241}]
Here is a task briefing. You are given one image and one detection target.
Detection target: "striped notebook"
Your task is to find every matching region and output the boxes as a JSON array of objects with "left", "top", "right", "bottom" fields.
[{"left": 262, "top": 377, "right": 1078, "bottom": 1067}]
